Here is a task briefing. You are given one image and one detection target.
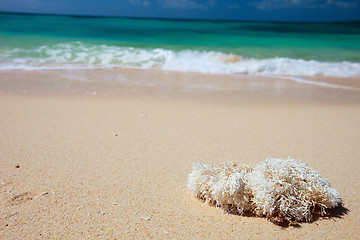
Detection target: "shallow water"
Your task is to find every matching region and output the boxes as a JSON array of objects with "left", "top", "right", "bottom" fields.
[{"left": 1, "top": 12, "right": 360, "bottom": 78}]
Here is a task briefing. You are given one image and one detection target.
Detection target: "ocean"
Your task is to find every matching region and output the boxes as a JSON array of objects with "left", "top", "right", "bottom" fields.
[{"left": 1, "top": 12, "right": 360, "bottom": 78}]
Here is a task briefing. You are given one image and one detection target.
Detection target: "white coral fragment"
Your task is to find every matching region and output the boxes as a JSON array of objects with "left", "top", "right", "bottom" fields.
[
  {"left": 247, "top": 158, "right": 341, "bottom": 222},
  {"left": 188, "top": 162, "right": 251, "bottom": 214},
  {"left": 188, "top": 158, "right": 341, "bottom": 223}
]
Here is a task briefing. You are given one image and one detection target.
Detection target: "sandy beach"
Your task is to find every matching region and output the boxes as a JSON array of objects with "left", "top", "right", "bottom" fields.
[{"left": 1, "top": 69, "right": 360, "bottom": 239}]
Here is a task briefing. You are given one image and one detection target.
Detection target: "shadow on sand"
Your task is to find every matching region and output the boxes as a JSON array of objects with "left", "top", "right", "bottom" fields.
[{"left": 228, "top": 203, "right": 349, "bottom": 228}]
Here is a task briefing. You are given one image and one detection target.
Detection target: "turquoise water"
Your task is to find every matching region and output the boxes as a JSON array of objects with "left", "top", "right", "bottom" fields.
[{"left": 1, "top": 12, "right": 360, "bottom": 77}]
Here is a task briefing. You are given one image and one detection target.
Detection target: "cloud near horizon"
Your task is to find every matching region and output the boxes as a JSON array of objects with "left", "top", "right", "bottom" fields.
[
  {"left": 158, "top": 0, "right": 215, "bottom": 9},
  {"left": 252, "top": 0, "right": 359, "bottom": 10},
  {"left": 128, "top": 0, "right": 150, "bottom": 7},
  {"left": 327, "top": 0, "right": 358, "bottom": 8}
]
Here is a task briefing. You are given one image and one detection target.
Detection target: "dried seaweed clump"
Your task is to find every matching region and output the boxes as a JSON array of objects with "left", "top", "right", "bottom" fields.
[
  {"left": 188, "top": 158, "right": 341, "bottom": 223},
  {"left": 188, "top": 162, "right": 252, "bottom": 214}
]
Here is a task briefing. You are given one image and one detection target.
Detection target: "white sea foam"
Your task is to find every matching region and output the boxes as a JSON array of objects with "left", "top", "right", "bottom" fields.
[{"left": 1, "top": 42, "right": 360, "bottom": 78}]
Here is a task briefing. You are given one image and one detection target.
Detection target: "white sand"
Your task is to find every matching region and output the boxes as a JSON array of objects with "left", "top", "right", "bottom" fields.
[{"left": 1, "top": 69, "right": 359, "bottom": 238}]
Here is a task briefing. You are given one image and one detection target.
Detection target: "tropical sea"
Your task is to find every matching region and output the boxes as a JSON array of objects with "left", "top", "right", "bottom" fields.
[{"left": 1, "top": 12, "right": 360, "bottom": 79}]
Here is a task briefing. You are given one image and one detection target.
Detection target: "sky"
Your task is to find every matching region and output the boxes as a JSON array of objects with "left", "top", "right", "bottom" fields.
[{"left": 0, "top": 0, "right": 360, "bottom": 22}]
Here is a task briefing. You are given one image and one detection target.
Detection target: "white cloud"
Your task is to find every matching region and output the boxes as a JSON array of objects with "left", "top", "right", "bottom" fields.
[
  {"left": 207, "top": 0, "right": 216, "bottom": 7},
  {"left": 251, "top": 0, "right": 359, "bottom": 10},
  {"left": 327, "top": 0, "right": 358, "bottom": 8},
  {"left": 18, "top": 0, "right": 65, "bottom": 7},
  {"left": 128, "top": 0, "right": 150, "bottom": 7},
  {"left": 158, "top": 0, "right": 214, "bottom": 9},
  {"left": 252, "top": 0, "right": 304, "bottom": 10}
]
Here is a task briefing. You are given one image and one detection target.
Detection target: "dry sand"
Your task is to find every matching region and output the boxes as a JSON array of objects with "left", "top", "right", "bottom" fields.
[{"left": 1, "top": 69, "right": 360, "bottom": 239}]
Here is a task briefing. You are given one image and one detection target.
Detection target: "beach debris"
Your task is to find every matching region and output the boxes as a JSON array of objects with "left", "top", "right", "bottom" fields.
[
  {"left": 33, "top": 191, "right": 49, "bottom": 200},
  {"left": 98, "top": 210, "right": 105, "bottom": 215},
  {"left": 15, "top": 165, "right": 20, "bottom": 168},
  {"left": 134, "top": 207, "right": 143, "bottom": 215},
  {"left": 139, "top": 112, "right": 147, "bottom": 117},
  {"left": 40, "top": 191, "right": 48, "bottom": 196},
  {"left": 4, "top": 212, "right": 18, "bottom": 219},
  {"left": 141, "top": 217, "right": 151, "bottom": 221},
  {"left": 9, "top": 192, "right": 34, "bottom": 205},
  {"left": 114, "top": 133, "right": 118, "bottom": 137},
  {"left": 112, "top": 202, "right": 121, "bottom": 206},
  {"left": 188, "top": 158, "right": 342, "bottom": 224}
]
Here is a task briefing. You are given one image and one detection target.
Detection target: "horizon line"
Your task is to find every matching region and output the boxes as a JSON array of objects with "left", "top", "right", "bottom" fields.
[{"left": 1, "top": 10, "right": 360, "bottom": 24}]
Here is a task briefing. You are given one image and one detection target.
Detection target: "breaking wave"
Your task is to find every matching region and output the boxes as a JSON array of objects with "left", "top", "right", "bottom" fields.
[{"left": 1, "top": 42, "right": 360, "bottom": 78}]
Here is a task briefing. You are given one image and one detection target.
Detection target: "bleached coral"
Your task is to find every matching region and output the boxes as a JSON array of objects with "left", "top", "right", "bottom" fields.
[
  {"left": 188, "top": 158, "right": 342, "bottom": 223},
  {"left": 247, "top": 158, "right": 341, "bottom": 223},
  {"left": 188, "top": 162, "right": 252, "bottom": 214}
]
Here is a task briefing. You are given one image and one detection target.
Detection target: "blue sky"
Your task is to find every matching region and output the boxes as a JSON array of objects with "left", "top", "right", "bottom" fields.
[{"left": 1, "top": 0, "right": 360, "bottom": 22}]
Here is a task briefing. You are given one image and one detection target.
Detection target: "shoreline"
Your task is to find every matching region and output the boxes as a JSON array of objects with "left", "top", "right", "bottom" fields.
[
  {"left": 1, "top": 68, "right": 359, "bottom": 104},
  {"left": 1, "top": 69, "right": 360, "bottom": 238}
]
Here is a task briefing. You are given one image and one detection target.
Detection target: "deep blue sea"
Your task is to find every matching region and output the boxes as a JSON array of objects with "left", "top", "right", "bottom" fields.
[{"left": 1, "top": 12, "right": 360, "bottom": 77}]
